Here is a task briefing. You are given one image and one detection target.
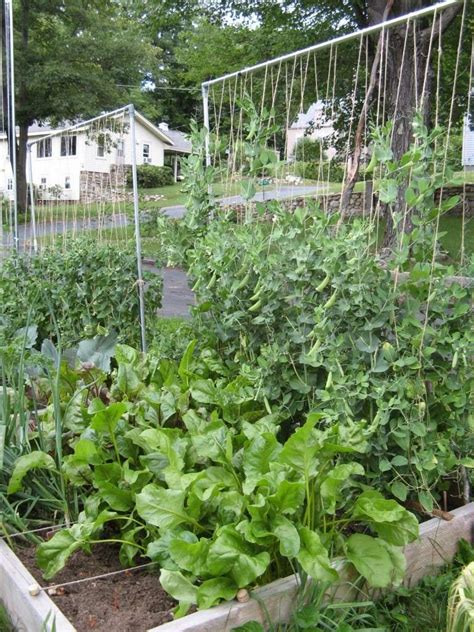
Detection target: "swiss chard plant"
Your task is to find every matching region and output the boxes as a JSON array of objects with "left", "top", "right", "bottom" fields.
[{"left": 8, "top": 342, "right": 418, "bottom": 613}]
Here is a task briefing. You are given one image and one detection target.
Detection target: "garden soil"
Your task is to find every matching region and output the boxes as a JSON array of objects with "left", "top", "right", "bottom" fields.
[{"left": 17, "top": 544, "right": 176, "bottom": 632}]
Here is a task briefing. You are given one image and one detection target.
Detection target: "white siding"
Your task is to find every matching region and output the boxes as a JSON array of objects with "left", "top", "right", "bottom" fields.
[
  {"left": 462, "top": 116, "right": 474, "bottom": 167},
  {"left": 0, "top": 116, "right": 171, "bottom": 202}
]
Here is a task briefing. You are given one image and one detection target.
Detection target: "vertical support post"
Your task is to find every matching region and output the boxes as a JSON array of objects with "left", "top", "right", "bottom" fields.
[
  {"left": 173, "top": 153, "right": 178, "bottom": 182},
  {"left": 201, "top": 83, "right": 214, "bottom": 220},
  {"left": 129, "top": 104, "right": 147, "bottom": 353},
  {"left": 27, "top": 144, "right": 37, "bottom": 252},
  {"left": 4, "top": 0, "right": 18, "bottom": 250}
]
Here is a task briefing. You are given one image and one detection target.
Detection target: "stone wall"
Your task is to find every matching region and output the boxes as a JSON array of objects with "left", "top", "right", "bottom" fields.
[
  {"left": 80, "top": 165, "right": 130, "bottom": 202},
  {"left": 223, "top": 183, "right": 474, "bottom": 222}
]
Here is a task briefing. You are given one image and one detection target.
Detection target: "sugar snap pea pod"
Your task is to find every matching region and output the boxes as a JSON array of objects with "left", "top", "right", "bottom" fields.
[
  {"left": 235, "top": 269, "right": 251, "bottom": 291},
  {"left": 307, "top": 338, "right": 322, "bottom": 356},
  {"left": 206, "top": 271, "right": 217, "bottom": 289},
  {"left": 323, "top": 289, "right": 338, "bottom": 309},
  {"left": 248, "top": 298, "right": 263, "bottom": 312},
  {"left": 191, "top": 277, "right": 201, "bottom": 292},
  {"left": 325, "top": 371, "right": 333, "bottom": 389},
  {"left": 249, "top": 283, "right": 264, "bottom": 302},
  {"left": 452, "top": 350, "right": 458, "bottom": 369},
  {"left": 315, "top": 273, "right": 331, "bottom": 292}
]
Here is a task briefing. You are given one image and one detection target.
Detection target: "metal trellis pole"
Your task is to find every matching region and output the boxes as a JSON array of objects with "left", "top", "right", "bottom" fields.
[
  {"left": 4, "top": 0, "right": 18, "bottom": 250},
  {"left": 129, "top": 103, "right": 147, "bottom": 353}
]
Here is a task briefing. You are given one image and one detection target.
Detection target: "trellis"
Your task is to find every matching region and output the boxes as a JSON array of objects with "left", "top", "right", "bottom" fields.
[{"left": 200, "top": 0, "right": 471, "bottom": 264}]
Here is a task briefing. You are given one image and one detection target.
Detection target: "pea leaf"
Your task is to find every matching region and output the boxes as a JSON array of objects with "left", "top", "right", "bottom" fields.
[{"left": 8, "top": 451, "right": 56, "bottom": 494}]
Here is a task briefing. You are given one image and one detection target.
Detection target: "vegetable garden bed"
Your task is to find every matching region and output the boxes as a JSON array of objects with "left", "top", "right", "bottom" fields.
[{"left": 2, "top": 503, "right": 473, "bottom": 632}]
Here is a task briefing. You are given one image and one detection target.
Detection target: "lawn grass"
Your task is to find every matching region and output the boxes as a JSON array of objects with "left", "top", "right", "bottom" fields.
[{"left": 0, "top": 604, "right": 14, "bottom": 632}]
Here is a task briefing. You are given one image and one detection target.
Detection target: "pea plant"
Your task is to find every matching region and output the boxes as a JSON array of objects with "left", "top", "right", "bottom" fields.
[{"left": 187, "top": 121, "right": 473, "bottom": 511}]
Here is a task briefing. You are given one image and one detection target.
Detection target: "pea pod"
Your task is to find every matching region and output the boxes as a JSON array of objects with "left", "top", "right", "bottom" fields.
[
  {"left": 249, "top": 283, "right": 264, "bottom": 302},
  {"left": 191, "top": 277, "right": 201, "bottom": 292},
  {"left": 315, "top": 273, "right": 331, "bottom": 293},
  {"left": 235, "top": 269, "right": 251, "bottom": 291},
  {"left": 325, "top": 371, "right": 333, "bottom": 389},
  {"left": 323, "top": 289, "right": 338, "bottom": 309},
  {"left": 248, "top": 298, "right": 263, "bottom": 313},
  {"left": 206, "top": 271, "right": 217, "bottom": 290},
  {"left": 452, "top": 351, "right": 458, "bottom": 369}
]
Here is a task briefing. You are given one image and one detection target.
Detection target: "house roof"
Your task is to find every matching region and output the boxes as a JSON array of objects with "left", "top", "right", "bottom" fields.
[
  {"left": 160, "top": 128, "right": 192, "bottom": 154},
  {"left": 290, "top": 101, "right": 330, "bottom": 130}
]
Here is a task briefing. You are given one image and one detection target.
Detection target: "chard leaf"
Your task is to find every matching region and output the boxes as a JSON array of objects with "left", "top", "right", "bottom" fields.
[
  {"left": 90, "top": 402, "right": 127, "bottom": 435},
  {"left": 279, "top": 413, "right": 323, "bottom": 477},
  {"left": 271, "top": 515, "right": 300, "bottom": 557},
  {"left": 320, "top": 463, "right": 364, "bottom": 514},
  {"left": 242, "top": 433, "right": 281, "bottom": 494},
  {"left": 345, "top": 533, "right": 394, "bottom": 588},
  {"left": 197, "top": 577, "right": 238, "bottom": 609},
  {"left": 8, "top": 451, "right": 56, "bottom": 494},
  {"left": 297, "top": 527, "right": 338, "bottom": 583},
  {"left": 135, "top": 484, "right": 190, "bottom": 530},
  {"left": 207, "top": 525, "right": 270, "bottom": 587},
  {"left": 169, "top": 538, "right": 210, "bottom": 575},
  {"left": 160, "top": 569, "right": 198, "bottom": 605},
  {"left": 267, "top": 480, "right": 305, "bottom": 515}
]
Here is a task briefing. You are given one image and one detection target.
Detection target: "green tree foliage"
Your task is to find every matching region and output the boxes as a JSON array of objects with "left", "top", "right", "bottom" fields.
[{"left": 13, "top": 0, "right": 157, "bottom": 211}]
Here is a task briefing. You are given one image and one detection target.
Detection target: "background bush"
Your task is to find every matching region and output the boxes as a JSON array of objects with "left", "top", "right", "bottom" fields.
[
  {"left": 293, "top": 137, "right": 324, "bottom": 162},
  {"left": 293, "top": 160, "right": 346, "bottom": 182},
  {"left": 127, "top": 164, "right": 174, "bottom": 189},
  {"left": 0, "top": 238, "right": 163, "bottom": 346}
]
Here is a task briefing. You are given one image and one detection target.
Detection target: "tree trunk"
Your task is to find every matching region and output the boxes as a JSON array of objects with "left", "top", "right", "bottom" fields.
[{"left": 17, "top": 123, "right": 29, "bottom": 214}]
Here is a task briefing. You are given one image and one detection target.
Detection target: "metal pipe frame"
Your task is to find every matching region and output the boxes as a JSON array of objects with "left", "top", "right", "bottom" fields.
[{"left": 201, "top": 0, "right": 462, "bottom": 89}]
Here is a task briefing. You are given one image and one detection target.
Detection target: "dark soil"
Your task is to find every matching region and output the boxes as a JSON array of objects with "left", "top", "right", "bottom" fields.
[{"left": 16, "top": 544, "right": 176, "bottom": 632}]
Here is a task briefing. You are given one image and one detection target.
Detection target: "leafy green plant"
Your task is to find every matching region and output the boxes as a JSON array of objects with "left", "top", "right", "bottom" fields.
[
  {"left": 0, "top": 238, "right": 162, "bottom": 347},
  {"left": 188, "top": 123, "right": 473, "bottom": 508},
  {"left": 127, "top": 164, "right": 174, "bottom": 189}
]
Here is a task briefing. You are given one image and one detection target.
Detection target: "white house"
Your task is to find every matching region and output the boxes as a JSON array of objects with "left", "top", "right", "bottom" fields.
[
  {"left": 286, "top": 101, "right": 336, "bottom": 160},
  {"left": 462, "top": 114, "right": 474, "bottom": 169},
  {"left": 0, "top": 111, "right": 191, "bottom": 202}
]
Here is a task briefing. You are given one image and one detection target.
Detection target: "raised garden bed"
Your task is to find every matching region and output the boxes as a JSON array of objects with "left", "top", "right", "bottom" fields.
[{"left": 1, "top": 502, "right": 473, "bottom": 632}]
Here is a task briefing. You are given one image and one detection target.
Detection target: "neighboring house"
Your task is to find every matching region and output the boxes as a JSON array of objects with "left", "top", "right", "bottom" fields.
[
  {"left": 286, "top": 101, "right": 336, "bottom": 160},
  {"left": 462, "top": 114, "right": 474, "bottom": 170},
  {"left": 0, "top": 111, "right": 191, "bottom": 202}
]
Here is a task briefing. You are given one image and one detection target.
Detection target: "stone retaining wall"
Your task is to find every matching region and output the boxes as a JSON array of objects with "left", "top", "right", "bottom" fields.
[{"left": 224, "top": 183, "right": 474, "bottom": 221}]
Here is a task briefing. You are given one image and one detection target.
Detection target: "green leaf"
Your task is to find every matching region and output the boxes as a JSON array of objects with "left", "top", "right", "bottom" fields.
[
  {"left": 297, "top": 527, "right": 338, "bottom": 583},
  {"left": 271, "top": 515, "right": 300, "bottom": 558},
  {"left": 90, "top": 402, "right": 127, "bottom": 435},
  {"left": 135, "top": 484, "right": 191, "bottom": 530},
  {"left": 345, "top": 534, "right": 393, "bottom": 588},
  {"left": 320, "top": 463, "right": 364, "bottom": 514},
  {"left": 8, "top": 451, "right": 56, "bottom": 494},
  {"left": 279, "top": 413, "right": 323, "bottom": 477},
  {"left": 77, "top": 332, "right": 117, "bottom": 371},
  {"left": 160, "top": 569, "right": 198, "bottom": 605},
  {"left": 178, "top": 340, "right": 197, "bottom": 387},
  {"left": 390, "top": 481, "right": 408, "bottom": 502},
  {"left": 242, "top": 433, "right": 281, "bottom": 494},
  {"left": 267, "top": 480, "right": 305, "bottom": 515},
  {"left": 418, "top": 490, "right": 434, "bottom": 513},
  {"left": 197, "top": 577, "right": 238, "bottom": 609},
  {"left": 207, "top": 526, "right": 270, "bottom": 587},
  {"left": 169, "top": 538, "right": 210, "bottom": 575}
]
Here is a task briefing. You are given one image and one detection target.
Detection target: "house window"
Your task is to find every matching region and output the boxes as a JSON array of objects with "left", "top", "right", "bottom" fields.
[
  {"left": 40, "top": 177, "right": 47, "bottom": 190},
  {"left": 37, "top": 138, "right": 52, "bottom": 158},
  {"left": 117, "top": 139, "right": 125, "bottom": 157},
  {"left": 65, "top": 176, "right": 71, "bottom": 190},
  {"left": 97, "top": 139, "right": 105, "bottom": 158},
  {"left": 60, "top": 135, "right": 77, "bottom": 156},
  {"left": 7, "top": 179, "right": 13, "bottom": 190},
  {"left": 143, "top": 144, "right": 150, "bottom": 162}
]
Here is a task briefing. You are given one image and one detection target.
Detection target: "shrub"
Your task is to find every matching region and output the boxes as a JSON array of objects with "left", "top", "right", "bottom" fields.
[
  {"left": 293, "top": 160, "right": 346, "bottom": 182},
  {"left": 293, "top": 137, "right": 324, "bottom": 162},
  {"left": 0, "top": 238, "right": 163, "bottom": 346},
  {"left": 127, "top": 164, "right": 174, "bottom": 189}
]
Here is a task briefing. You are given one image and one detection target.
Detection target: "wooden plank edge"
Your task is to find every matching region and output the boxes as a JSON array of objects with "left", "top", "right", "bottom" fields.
[
  {"left": 0, "top": 539, "right": 76, "bottom": 632},
  {"left": 148, "top": 502, "right": 474, "bottom": 632}
]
